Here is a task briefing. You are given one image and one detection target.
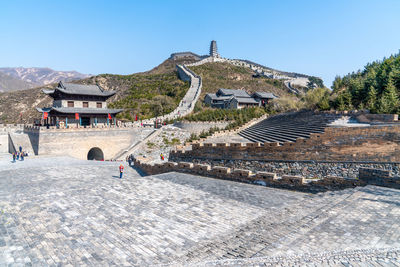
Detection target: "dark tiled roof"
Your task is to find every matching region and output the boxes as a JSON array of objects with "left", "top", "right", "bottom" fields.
[
  {"left": 43, "top": 81, "right": 116, "bottom": 97},
  {"left": 252, "top": 92, "right": 278, "bottom": 99},
  {"left": 205, "top": 93, "right": 232, "bottom": 101},
  {"left": 218, "top": 88, "right": 250, "bottom": 98},
  {"left": 37, "top": 107, "right": 123, "bottom": 114},
  {"left": 231, "top": 97, "right": 259, "bottom": 104}
]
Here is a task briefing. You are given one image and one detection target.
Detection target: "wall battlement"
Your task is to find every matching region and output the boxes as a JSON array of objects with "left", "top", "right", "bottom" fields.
[
  {"left": 133, "top": 159, "right": 400, "bottom": 192},
  {"left": 171, "top": 125, "right": 400, "bottom": 162}
]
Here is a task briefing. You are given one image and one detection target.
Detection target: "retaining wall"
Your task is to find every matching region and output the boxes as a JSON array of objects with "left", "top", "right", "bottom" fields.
[
  {"left": 173, "top": 121, "right": 230, "bottom": 134},
  {"left": 133, "top": 159, "right": 400, "bottom": 191},
  {"left": 170, "top": 125, "right": 400, "bottom": 162},
  {"left": 185, "top": 158, "right": 400, "bottom": 179}
]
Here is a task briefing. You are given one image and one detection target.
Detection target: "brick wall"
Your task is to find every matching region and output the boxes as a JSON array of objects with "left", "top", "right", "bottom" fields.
[
  {"left": 134, "top": 159, "right": 400, "bottom": 191},
  {"left": 133, "top": 158, "right": 369, "bottom": 192},
  {"left": 170, "top": 125, "right": 400, "bottom": 162}
]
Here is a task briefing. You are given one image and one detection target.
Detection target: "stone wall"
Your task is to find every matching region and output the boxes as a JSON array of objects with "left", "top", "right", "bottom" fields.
[
  {"left": 31, "top": 128, "right": 153, "bottom": 160},
  {"left": 0, "top": 132, "right": 8, "bottom": 153},
  {"left": 185, "top": 158, "right": 400, "bottom": 179},
  {"left": 173, "top": 121, "right": 230, "bottom": 134},
  {"left": 0, "top": 125, "right": 154, "bottom": 160},
  {"left": 176, "top": 65, "right": 191, "bottom": 82},
  {"left": 170, "top": 125, "right": 400, "bottom": 162},
  {"left": 0, "top": 125, "right": 24, "bottom": 153},
  {"left": 133, "top": 159, "right": 400, "bottom": 191}
]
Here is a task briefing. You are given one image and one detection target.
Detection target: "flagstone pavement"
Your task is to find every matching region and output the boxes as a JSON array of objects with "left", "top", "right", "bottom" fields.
[{"left": 0, "top": 156, "right": 399, "bottom": 266}]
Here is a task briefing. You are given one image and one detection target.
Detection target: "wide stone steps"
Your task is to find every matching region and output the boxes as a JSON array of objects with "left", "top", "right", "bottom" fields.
[
  {"left": 240, "top": 126, "right": 326, "bottom": 143},
  {"left": 243, "top": 127, "right": 324, "bottom": 140},
  {"left": 238, "top": 111, "right": 342, "bottom": 143},
  {"left": 239, "top": 131, "right": 296, "bottom": 143}
]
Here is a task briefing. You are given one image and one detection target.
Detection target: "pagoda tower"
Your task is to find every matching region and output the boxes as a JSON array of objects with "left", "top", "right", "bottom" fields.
[{"left": 209, "top": 40, "right": 219, "bottom": 57}]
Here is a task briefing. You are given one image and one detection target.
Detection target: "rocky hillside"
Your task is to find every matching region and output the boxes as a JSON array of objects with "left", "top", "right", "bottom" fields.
[
  {"left": 0, "top": 72, "right": 36, "bottom": 92},
  {"left": 0, "top": 57, "right": 305, "bottom": 124},
  {"left": 0, "top": 86, "right": 52, "bottom": 124},
  {"left": 0, "top": 67, "right": 90, "bottom": 91},
  {"left": 190, "top": 62, "right": 294, "bottom": 98},
  {"left": 0, "top": 58, "right": 192, "bottom": 124}
]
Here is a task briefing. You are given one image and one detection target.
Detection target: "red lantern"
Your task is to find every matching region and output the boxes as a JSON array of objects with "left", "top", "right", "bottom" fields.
[
  {"left": 43, "top": 112, "right": 48, "bottom": 119},
  {"left": 108, "top": 113, "right": 112, "bottom": 120},
  {"left": 135, "top": 114, "right": 138, "bottom": 121},
  {"left": 75, "top": 113, "right": 79, "bottom": 120}
]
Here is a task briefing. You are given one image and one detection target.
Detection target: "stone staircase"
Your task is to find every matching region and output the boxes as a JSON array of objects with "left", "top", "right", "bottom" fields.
[
  {"left": 238, "top": 111, "right": 342, "bottom": 143},
  {"left": 8, "top": 131, "right": 35, "bottom": 155},
  {"left": 112, "top": 129, "right": 161, "bottom": 161}
]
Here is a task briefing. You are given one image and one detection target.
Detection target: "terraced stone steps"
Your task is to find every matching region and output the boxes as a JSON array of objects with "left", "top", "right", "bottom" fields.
[{"left": 239, "top": 111, "right": 342, "bottom": 143}]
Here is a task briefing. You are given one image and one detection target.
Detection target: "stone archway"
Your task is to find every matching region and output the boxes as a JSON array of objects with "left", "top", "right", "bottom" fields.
[{"left": 87, "top": 147, "right": 104, "bottom": 161}]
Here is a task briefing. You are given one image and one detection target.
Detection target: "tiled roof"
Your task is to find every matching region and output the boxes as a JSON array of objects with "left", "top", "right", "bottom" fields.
[
  {"left": 37, "top": 107, "right": 123, "bottom": 114},
  {"left": 231, "top": 97, "right": 259, "bottom": 104},
  {"left": 252, "top": 92, "right": 278, "bottom": 99},
  {"left": 43, "top": 81, "right": 116, "bottom": 97},
  {"left": 218, "top": 88, "right": 250, "bottom": 98}
]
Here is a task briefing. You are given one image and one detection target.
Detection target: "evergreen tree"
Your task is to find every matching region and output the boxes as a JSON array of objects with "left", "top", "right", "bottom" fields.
[
  {"left": 378, "top": 77, "right": 399, "bottom": 113},
  {"left": 336, "top": 94, "right": 346, "bottom": 111},
  {"left": 343, "top": 91, "right": 353, "bottom": 110},
  {"left": 366, "top": 86, "right": 377, "bottom": 112}
]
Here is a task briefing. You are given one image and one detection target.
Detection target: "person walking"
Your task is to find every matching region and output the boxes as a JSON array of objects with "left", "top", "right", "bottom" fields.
[
  {"left": 16, "top": 152, "right": 19, "bottom": 161},
  {"left": 20, "top": 152, "right": 24, "bottom": 161},
  {"left": 128, "top": 156, "right": 132, "bottom": 167},
  {"left": 19, "top": 146, "right": 22, "bottom": 153},
  {"left": 12, "top": 153, "right": 16, "bottom": 163},
  {"left": 119, "top": 164, "right": 124, "bottom": 179}
]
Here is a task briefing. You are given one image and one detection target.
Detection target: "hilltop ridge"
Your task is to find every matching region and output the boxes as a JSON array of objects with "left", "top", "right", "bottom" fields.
[
  {"left": 0, "top": 41, "right": 320, "bottom": 123},
  {"left": 0, "top": 67, "right": 90, "bottom": 92}
]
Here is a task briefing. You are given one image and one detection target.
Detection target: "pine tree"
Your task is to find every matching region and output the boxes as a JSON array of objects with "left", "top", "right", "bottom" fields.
[
  {"left": 337, "top": 94, "right": 346, "bottom": 111},
  {"left": 378, "top": 77, "right": 399, "bottom": 113},
  {"left": 366, "top": 86, "right": 377, "bottom": 112}
]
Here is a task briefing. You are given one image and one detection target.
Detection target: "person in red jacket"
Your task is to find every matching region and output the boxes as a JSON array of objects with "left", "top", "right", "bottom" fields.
[{"left": 119, "top": 164, "right": 124, "bottom": 179}]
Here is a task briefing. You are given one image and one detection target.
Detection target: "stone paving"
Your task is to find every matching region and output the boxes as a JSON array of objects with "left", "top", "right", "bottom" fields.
[{"left": 0, "top": 156, "right": 399, "bottom": 266}]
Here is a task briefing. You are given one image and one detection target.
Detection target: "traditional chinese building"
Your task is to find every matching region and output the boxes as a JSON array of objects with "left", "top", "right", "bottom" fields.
[{"left": 36, "top": 81, "right": 123, "bottom": 127}]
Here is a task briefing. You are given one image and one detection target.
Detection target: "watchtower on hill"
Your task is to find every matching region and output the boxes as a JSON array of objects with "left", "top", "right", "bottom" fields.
[{"left": 210, "top": 40, "right": 219, "bottom": 57}]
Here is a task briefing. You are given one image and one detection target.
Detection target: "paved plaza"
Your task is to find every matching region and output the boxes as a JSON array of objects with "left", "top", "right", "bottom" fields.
[{"left": 0, "top": 156, "right": 399, "bottom": 266}]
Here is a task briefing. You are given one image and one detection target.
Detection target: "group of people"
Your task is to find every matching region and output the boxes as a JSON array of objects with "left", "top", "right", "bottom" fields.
[
  {"left": 12, "top": 146, "right": 28, "bottom": 162},
  {"left": 126, "top": 154, "right": 134, "bottom": 167},
  {"left": 118, "top": 154, "right": 135, "bottom": 179}
]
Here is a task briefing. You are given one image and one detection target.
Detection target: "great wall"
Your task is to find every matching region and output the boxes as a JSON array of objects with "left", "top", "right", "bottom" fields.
[
  {"left": 1, "top": 41, "right": 400, "bottom": 266},
  {"left": 0, "top": 63, "right": 203, "bottom": 160},
  {"left": 131, "top": 109, "right": 400, "bottom": 191}
]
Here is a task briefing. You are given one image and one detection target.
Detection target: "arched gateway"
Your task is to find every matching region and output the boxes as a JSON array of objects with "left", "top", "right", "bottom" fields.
[{"left": 87, "top": 147, "right": 104, "bottom": 161}]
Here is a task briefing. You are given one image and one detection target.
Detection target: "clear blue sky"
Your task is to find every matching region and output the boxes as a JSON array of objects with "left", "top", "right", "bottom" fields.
[{"left": 1, "top": 0, "right": 399, "bottom": 87}]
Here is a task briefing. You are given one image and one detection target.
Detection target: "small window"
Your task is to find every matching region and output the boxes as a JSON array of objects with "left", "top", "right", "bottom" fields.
[
  {"left": 83, "top": 102, "right": 89, "bottom": 108},
  {"left": 67, "top": 101, "right": 74, "bottom": 107},
  {"left": 96, "top": 102, "right": 102, "bottom": 108}
]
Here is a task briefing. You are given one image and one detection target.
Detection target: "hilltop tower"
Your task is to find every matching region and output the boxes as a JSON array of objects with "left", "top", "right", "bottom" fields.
[{"left": 209, "top": 40, "right": 219, "bottom": 57}]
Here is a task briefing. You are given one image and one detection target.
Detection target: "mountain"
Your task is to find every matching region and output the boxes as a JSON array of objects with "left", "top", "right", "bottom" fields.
[
  {"left": 0, "top": 72, "right": 37, "bottom": 92},
  {"left": 0, "top": 67, "right": 90, "bottom": 91},
  {"left": 0, "top": 55, "right": 313, "bottom": 124}
]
